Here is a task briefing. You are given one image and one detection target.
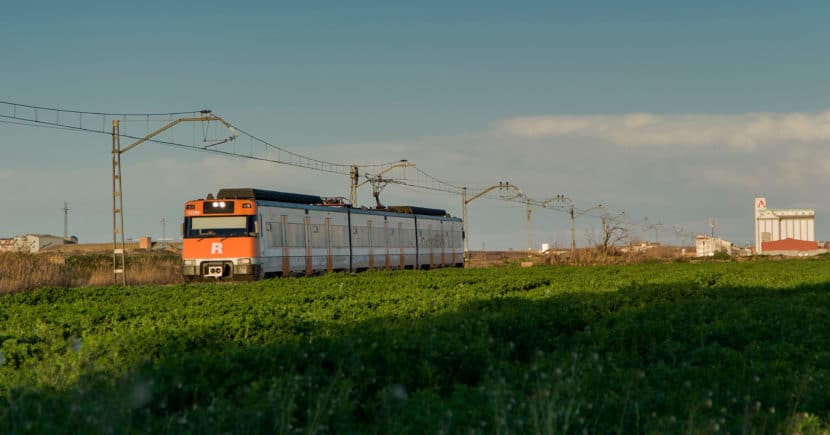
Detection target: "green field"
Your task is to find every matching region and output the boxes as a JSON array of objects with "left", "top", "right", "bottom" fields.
[{"left": 1, "top": 259, "right": 829, "bottom": 434}]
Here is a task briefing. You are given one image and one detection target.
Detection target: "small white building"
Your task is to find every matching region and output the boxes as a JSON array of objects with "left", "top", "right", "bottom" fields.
[
  {"left": 0, "top": 234, "right": 74, "bottom": 253},
  {"left": 695, "top": 235, "right": 734, "bottom": 257},
  {"left": 754, "top": 197, "right": 815, "bottom": 254}
]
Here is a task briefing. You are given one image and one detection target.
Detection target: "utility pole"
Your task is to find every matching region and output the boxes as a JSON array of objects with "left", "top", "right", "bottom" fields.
[
  {"left": 461, "top": 181, "right": 524, "bottom": 257},
  {"left": 672, "top": 225, "right": 684, "bottom": 247},
  {"left": 111, "top": 110, "right": 236, "bottom": 285},
  {"left": 112, "top": 120, "right": 126, "bottom": 285},
  {"left": 535, "top": 194, "right": 572, "bottom": 253},
  {"left": 462, "top": 187, "right": 468, "bottom": 250},
  {"left": 642, "top": 219, "right": 662, "bottom": 245},
  {"left": 526, "top": 200, "right": 532, "bottom": 254},
  {"left": 161, "top": 218, "right": 167, "bottom": 241},
  {"left": 599, "top": 204, "right": 607, "bottom": 238},
  {"left": 349, "top": 165, "right": 359, "bottom": 205},
  {"left": 63, "top": 201, "right": 70, "bottom": 240},
  {"left": 567, "top": 204, "right": 603, "bottom": 253},
  {"left": 570, "top": 205, "right": 575, "bottom": 253}
]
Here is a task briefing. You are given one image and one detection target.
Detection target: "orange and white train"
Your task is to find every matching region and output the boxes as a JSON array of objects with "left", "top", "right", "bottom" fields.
[{"left": 182, "top": 188, "right": 464, "bottom": 280}]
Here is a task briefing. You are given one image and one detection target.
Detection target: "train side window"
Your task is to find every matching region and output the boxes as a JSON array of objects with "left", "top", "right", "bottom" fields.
[
  {"left": 286, "top": 223, "right": 306, "bottom": 247},
  {"left": 269, "top": 222, "right": 284, "bottom": 248},
  {"left": 330, "top": 225, "right": 348, "bottom": 248},
  {"left": 372, "top": 227, "right": 386, "bottom": 247},
  {"left": 389, "top": 228, "right": 401, "bottom": 248},
  {"left": 353, "top": 226, "right": 369, "bottom": 247},
  {"left": 311, "top": 225, "right": 329, "bottom": 248}
]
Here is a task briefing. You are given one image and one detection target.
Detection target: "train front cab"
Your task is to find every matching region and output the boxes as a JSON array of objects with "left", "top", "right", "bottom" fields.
[{"left": 181, "top": 198, "right": 262, "bottom": 281}]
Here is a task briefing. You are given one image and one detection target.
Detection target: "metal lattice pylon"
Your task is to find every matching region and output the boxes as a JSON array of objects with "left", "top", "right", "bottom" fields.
[{"left": 112, "top": 120, "right": 127, "bottom": 285}]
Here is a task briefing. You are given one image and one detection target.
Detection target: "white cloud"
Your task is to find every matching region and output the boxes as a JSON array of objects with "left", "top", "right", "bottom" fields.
[{"left": 496, "top": 111, "right": 830, "bottom": 149}]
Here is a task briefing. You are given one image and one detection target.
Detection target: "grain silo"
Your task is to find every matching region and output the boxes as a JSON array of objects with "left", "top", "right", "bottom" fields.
[{"left": 754, "top": 197, "right": 815, "bottom": 253}]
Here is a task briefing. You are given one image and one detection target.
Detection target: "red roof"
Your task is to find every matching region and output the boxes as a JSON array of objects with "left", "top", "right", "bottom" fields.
[{"left": 761, "top": 238, "right": 818, "bottom": 252}]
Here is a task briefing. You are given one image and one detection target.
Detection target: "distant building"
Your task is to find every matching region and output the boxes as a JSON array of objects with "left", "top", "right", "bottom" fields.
[
  {"left": 620, "top": 242, "right": 657, "bottom": 254},
  {"left": 754, "top": 197, "right": 815, "bottom": 254},
  {"left": 760, "top": 238, "right": 827, "bottom": 257},
  {"left": 695, "top": 235, "right": 735, "bottom": 257},
  {"left": 0, "top": 234, "right": 77, "bottom": 254}
]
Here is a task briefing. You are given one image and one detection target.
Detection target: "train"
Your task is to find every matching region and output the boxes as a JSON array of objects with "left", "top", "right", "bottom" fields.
[{"left": 181, "top": 188, "right": 464, "bottom": 280}]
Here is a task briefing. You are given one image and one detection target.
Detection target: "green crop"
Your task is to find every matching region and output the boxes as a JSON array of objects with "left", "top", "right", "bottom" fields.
[{"left": 1, "top": 259, "right": 829, "bottom": 433}]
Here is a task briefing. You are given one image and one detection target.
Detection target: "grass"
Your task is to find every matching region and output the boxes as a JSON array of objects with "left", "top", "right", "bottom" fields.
[
  {"left": 1, "top": 259, "right": 830, "bottom": 433},
  {"left": 0, "top": 252, "right": 180, "bottom": 294}
]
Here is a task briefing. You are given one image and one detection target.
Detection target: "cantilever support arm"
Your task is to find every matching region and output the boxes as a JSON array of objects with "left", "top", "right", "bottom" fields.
[
  {"left": 462, "top": 182, "right": 524, "bottom": 257},
  {"left": 350, "top": 160, "right": 414, "bottom": 206},
  {"left": 355, "top": 160, "right": 415, "bottom": 189},
  {"left": 465, "top": 183, "right": 523, "bottom": 204},
  {"left": 119, "top": 113, "right": 237, "bottom": 154}
]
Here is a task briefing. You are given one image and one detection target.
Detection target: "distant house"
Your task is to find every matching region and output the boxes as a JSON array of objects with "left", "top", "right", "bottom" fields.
[
  {"left": 0, "top": 234, "right": 76, "bottom": 253},
  {"left": 760, "top": 238, "right": 827, "bottom": 257},
  {"left": 0, "top": 238, "right": 16, "bottom": 252},
  {"left": 695, "top": 235, "right": 735, "bottom": 257}
]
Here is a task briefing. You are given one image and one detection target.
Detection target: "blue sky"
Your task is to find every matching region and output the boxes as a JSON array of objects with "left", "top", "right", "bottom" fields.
[{"left": 3, "top": 2, "right": 830, "bottom": 249}]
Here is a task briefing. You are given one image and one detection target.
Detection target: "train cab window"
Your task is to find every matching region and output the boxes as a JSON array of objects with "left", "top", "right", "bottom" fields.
[{"left": 184, "top": 216, "right": 256, "bottom": 238}]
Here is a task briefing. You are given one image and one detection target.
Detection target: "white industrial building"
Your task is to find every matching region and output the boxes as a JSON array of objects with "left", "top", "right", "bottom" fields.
[
  {"left": 0, "top": 234, "right": 75, "bottom": 254},
  {"left": 754, "top": 197, "right": 815, "bottom": 254},
  {"left": 695, "top": 235, "right": 735, "bottom": 257}
]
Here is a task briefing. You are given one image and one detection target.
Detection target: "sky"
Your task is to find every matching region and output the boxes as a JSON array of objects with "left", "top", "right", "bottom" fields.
[{"left": 3, "top": 1, "right": 830, "bottom": 250}]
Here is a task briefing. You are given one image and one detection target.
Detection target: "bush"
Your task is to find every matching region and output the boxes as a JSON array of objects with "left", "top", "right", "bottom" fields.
[{"left": 712, "top": 250, "right": 732, "bottom": 260}]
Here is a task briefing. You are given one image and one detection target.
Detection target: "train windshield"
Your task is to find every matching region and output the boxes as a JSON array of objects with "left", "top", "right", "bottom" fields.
[{"left": 184, "top": 216, "right": 256, "bottom": 238}]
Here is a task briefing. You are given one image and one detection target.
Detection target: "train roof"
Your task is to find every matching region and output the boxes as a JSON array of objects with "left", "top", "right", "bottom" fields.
[
  {"left": 211, "top": 188, "right": 453, "bottom": 217},
  {"left": 385, "top": 205, "right": 449, "bottom": 217},
  {"left": 216, "top": 188, "right": 323, "bottom": 205}
]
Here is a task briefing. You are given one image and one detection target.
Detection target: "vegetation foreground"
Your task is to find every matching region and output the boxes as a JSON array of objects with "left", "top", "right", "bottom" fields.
[{"left": 1, "top": 260, "right": 829, "bottom": 434}]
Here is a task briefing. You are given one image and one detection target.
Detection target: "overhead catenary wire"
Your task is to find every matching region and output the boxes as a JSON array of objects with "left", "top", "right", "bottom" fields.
[
  {"left": 0, "top": 106, "right": 629, "bottom": 219},
  {"left": 228, "top": 123, "right": 403, "bottom": 172},
  {"left": 0, "top": 100, "right": 676, "bottom": 243},
  {"left": 0, "top": 106, "right": 406, "bottom": 175},
  {"left": 0, "top": 100, "right": 198, "bottom": 117}
]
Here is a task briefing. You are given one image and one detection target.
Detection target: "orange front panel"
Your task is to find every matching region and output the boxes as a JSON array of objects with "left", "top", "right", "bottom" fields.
[
  {"left": 184, "top": 199, "right": 256, "bottom": 217},
  {"left": 183, "top": 237, "right": 257, "bottom": 259}
]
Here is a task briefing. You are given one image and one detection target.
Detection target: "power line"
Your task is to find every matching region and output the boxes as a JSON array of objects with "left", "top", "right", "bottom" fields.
[
  {"left": 0, "top": 100, "right": 198, "bottom": 117},
  {"left": 0, "top": 100, "right": 685, "bottom": 246},
  {"left": 0, "top": 101, "right": 413, "bottom": 176},
  {"left": 0, "top": 108, "right": 641, "bottom": 222}
]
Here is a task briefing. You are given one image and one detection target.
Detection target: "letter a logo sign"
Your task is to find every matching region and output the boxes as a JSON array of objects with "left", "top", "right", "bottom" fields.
[
  {"left": 211, "top": 242, "right": 223, "bottom": 255},
  {"left": 757, "top": 199, "right": 766, "bottom": 209}
]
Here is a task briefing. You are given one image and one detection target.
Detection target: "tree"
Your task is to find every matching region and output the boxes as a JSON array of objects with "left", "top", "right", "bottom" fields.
[{"left": 584, "top": 210, "right": 628, "bottom": 253}]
